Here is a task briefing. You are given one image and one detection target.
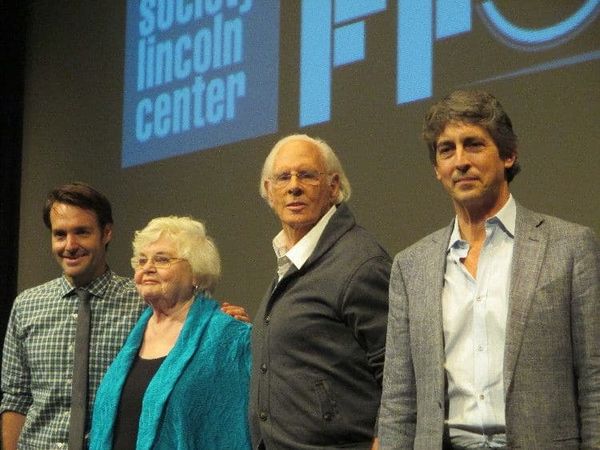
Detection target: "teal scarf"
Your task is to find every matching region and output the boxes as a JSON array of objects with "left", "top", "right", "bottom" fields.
[{"left": 90, "top": 295, "right": 252, "bottom": 449}]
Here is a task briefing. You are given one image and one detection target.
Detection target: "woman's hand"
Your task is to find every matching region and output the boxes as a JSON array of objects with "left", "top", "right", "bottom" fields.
[{"left": 221, "top": 302, "right": 251, "bottom": 323}]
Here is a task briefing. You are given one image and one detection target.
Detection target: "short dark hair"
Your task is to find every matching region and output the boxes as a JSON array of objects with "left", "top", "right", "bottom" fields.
[
  {"left": 43, "top": 182, "right": 113, "bottom": 229},
  {"left": 422, "top": 90, "right": 521, "bottom": 182}
]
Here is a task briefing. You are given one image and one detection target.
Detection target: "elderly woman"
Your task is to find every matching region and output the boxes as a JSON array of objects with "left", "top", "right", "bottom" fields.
[{"left": 90, "top": 216, "right": 251, "bottom": 449}]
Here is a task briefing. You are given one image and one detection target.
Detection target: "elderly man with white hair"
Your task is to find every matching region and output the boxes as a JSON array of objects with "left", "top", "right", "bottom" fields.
[{"left": 249, "top": 134, "right": 392, "bottom": 450}]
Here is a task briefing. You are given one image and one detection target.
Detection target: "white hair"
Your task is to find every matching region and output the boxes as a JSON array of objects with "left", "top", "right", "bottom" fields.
[{"left": 132, "top": 216, "right": 221, "bottom": 295}]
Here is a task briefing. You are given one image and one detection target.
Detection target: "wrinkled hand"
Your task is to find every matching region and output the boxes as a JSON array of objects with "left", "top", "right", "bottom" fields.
[{"left": 221, "top": 302, "right": 251, "bottom": 323}]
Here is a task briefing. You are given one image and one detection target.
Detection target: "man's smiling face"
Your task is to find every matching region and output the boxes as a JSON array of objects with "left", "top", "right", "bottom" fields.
[{"left": 50, "top": 202, "right": 112, "bottom": 287}]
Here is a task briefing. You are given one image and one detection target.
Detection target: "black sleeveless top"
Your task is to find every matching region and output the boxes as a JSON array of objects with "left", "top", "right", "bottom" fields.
[{"left": 111, "top": 354, "right": 166, "bottom": 449}]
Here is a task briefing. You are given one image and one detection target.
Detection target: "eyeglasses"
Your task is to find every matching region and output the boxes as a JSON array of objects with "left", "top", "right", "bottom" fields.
[
  {"left": 130, "top": 255, "right": 186, "bottom": 270},
  {"left": 270, "top": 170, "right": 327, "bottom": 188}
]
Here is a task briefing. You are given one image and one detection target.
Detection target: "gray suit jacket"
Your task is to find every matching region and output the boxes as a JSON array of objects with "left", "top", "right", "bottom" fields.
[{"left": 379, "top": 204, "right": 600, "bottom": 449}]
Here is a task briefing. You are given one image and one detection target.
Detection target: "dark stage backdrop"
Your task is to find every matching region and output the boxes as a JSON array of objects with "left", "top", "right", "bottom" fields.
[{"left": 16, "top": 1, "right": 600, "bottom": 317}]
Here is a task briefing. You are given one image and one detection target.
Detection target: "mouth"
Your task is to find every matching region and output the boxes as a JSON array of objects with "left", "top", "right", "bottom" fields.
[
  {"left": 286, "top": 202, "right": 306, "bottom": 211},
  {"left": 62, "top": 254, "right": 87, "bottom": 265},
  {"left": 454, "top": 176, "right": 478, "bottom": 185}
]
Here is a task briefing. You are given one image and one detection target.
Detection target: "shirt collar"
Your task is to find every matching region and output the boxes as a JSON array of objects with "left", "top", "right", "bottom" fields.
[
  {"left": 272, "top": 205, "right": 337, "bottom": 271},
  {"left": 60, "top": 268, "right": 114, "bottom": 299},
  {"left": 447, "top": 195, "right": 516, "bottom": 251}
]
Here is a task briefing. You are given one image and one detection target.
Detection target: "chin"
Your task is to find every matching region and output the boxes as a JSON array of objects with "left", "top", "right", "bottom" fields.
[
  {"left": 141, "top": 295, "right": 160, "bottom": 306},
  {"left": 63, "top": 268, "right": 86, "bottom": 281},
  {"left": 140, "top": 290, "right": 162, "bottom": 303},
  {"left": 453, "top": 190, "right": 483, "bottom": 202}
]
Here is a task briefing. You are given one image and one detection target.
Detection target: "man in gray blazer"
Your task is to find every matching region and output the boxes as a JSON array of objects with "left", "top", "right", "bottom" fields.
[
  {"left": 377, "top": 90, "right": 600, "bottom": 449},
  {"left": 250, "top": 134, "right": 391, "bottom": 449}
]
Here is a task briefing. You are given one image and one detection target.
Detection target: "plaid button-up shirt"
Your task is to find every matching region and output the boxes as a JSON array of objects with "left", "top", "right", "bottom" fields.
[{"left": 1, "top": 270, "right": 145, "bottom": 449}]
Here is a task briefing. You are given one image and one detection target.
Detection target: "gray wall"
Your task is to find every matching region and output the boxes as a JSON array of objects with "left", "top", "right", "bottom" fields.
[{"left": 18, "top": 1, "right": 600, "bottom": 316}]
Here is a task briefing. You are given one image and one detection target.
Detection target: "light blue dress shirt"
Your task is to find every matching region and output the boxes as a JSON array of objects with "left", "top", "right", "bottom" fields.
[{"left": 442, "top": 196, "right": 516, "bottom": 448}]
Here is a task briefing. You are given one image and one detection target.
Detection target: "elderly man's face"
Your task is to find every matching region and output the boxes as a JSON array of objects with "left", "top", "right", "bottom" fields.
[{"left": 265, "top": 140, "right": 340, "bottom": 246}]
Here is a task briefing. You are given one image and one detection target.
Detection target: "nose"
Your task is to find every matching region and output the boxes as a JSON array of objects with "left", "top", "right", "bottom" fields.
[
  {"left": 454, "top": 147, "right": 471, "bottom": 172},
  {"left": 65, "top": 234, "right": 79, "bottom": 252},
  {"left": 287, "top": 175, "right": 303, "bottom": 196},
  {"left": 288, "top": 186, "right": 302, "bottom": 196},
  {"left": 140, "top": 259, "right": 157, "bottom": 272}
]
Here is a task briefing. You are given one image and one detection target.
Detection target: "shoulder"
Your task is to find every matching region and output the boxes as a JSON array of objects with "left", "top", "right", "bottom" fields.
[
  {"left": 216, "top": 313, "right": 253, "bottom": 346},
  {"left": 330, "top": 206, "right": 390, "bottom": 257},
  {"left": 202, "top": 299, "right": 252, "bottom": 342},
  {"left": 312, "top": 215, "right": 391, "bottom": 283},
  {"left": 200, "top": 303, "right": 252, "bottom": 367},
  {"left": 327, "top": 227, "right": 392, "bottom": 294},
  {"left": 342, "top": 224, "right": 390, "bottom": 259},
  {"left": 7, "top": 278, "right": 69, "bottom": 331},
  {"left": 394, "top": 226, "right": 449, "bottom": 265},
  {"left": 13, "top": 276, "right": 65, "bottom": 307},
  {"left": 330, "top": 204, "right": 389, "bottom": 255},
  {"left": 103, "top": 272, "right": 141, "bottom": 302},
  {"left": 517, "top": 205, "right": 598, "bottom": 245},
  {"left": 106, "top": 272, "right": 137, "bottom": 290}
]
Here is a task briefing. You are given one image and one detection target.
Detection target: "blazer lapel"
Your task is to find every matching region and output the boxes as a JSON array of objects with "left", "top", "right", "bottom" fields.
[
  {"left": 405, "top": 223, "right": 451, "bottom": 403},
  {"left": 503, "top": 205, "right": 547, "bottom": 396},
  {"left": 426, "top": 224, "right": 453, "bottom": 401}
]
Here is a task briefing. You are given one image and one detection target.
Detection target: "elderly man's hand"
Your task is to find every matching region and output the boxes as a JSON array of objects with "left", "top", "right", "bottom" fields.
[{"left": 221, "top": 302, "right": 251, "bottom": 323}]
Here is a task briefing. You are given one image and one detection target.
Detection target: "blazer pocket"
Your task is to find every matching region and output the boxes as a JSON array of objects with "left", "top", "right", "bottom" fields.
[{"left": 314, "top": 379, "right": 339, "bottom": 422}]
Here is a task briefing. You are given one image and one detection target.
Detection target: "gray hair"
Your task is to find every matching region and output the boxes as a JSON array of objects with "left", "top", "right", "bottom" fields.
[
  {"left": 423, "top": 90, "right": 520, "bottom": 182},
  {"left": 132, "top": 216, "right": 221, "bottom": 295},
  {"left": 259, "top": 134, "right": 352, "bottom": 204}
]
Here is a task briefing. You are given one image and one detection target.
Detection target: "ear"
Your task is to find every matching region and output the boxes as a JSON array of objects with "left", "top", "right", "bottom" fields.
[
  {"left": 102, "top": 223, "right": 113, "bottom": 245},
  {"left": 264, "top": 179, "right": 274, "bottom": 207},
  {"left": 329, "top": 173, "right": 341, "bottom": 202},
  {"left": 433, "top": 164, "right": 441, "bottom": 181},
  {"left": 504, "top": 151, "right": 517, "bottom": 169}
]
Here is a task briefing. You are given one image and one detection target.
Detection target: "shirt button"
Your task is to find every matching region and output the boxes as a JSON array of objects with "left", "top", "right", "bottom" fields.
[
  {"left": 68, "top": 344, "right": 74, "bottom": 352},
  {"left": 71, "top": 313, "right": 78, "bottom": 320},
  {"left": 323, "top": 412, "right": 333, "bottom": 421},
  {"left": 260, "top": 363, "right": 267, "bottom": 373},
  {"left": 265, "top": 315, "right": 270, "bottom": 324},
  {"left": 56, "top": 443, "right": 65, "bottom": 449},
  {"left": 259, "top": 411, "right": 268, "bottom": 421},
  {"left": 479, "top": 394, "right": 485, "bottom": 400},
  {"left": 478, "top": 345, "right": 484, "bottom": 351},
  {"left": 476, "top": 296, "right": 482, "bottom": 302}
]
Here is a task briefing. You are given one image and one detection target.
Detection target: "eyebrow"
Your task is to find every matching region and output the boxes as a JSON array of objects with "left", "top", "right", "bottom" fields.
[
  {"left": 137, "top": 250, "right": 173, "bottom": 256},
  {"left": 436, "top": 134, "right": 487, "bottom": 146},
  {"left": 52, "top": 226, "right": 92, "bottom": 233},
  {"left": 435, "top": 139, "right": 453, "bottom": 149}
]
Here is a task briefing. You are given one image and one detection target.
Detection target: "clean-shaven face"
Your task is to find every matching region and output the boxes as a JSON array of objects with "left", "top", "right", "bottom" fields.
[
  {"left": 265, "top": 140, "right": 340, "bottom": 245},
  {"left": 50, "top": 203, "right": 112, "bottom": 287},
  {"left": 434, "top": 122, "right": 515, "bottom": 212}
]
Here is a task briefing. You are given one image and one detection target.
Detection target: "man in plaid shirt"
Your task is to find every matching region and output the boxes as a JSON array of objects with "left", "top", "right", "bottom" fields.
[{"left": 0, "top": 182, "right": 145, "bottom": 449}]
